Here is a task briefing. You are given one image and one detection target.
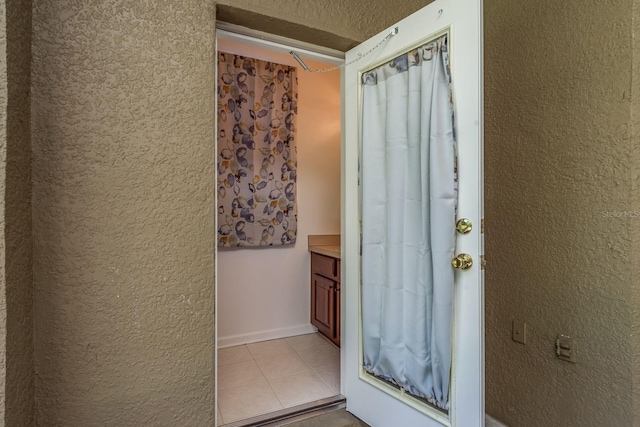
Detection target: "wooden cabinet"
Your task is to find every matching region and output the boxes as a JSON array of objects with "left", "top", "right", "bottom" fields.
[
  {"left": 311, "top": 274, "right": 335, "bottom": 340},
  {"left": 311, "top": 253, "right": 341, "bottom": 347}
]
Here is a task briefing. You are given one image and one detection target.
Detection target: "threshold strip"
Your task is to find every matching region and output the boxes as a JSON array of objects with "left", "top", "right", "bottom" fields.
[{"left": 221, "top": 394, "right": 346, "bottom": 427}]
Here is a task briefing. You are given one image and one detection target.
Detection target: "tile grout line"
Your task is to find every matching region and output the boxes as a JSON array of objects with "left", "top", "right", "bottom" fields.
[
  {"left": 218, "top": 344, "right": 276, "bottom": 424},
  {"left": 282, "top": 337, "right": 337, "bottom": 401},
  {"left": 253, "top": 338, "right": 316, "bottom": 412},
  {"left": 252, "top": 338, "right": 295, "bottom": 409},
  {"left": 218, "top": 344, "right": 253, "bottom": 367},
  {"left": 220, "top": 335, "right": 340, "bottom": 424},
  {"left": 219, "top": 341, "right": 275, "bottom": 424},
  {"left": 311, "top": 364, "right": 339, "bottom": 393},
  {"left": 252, "top": 342, "right": 288, "bottom": 411},
  {"left": 278, "top": 338, "right": 336, "bottom": 407},
  {"left": 218, "top": 359, "right": 266, "bottom": 391},
  {"left": 293, "top": 337, "right": 340, "bottom": 394},
  {"left": 272, "top": 338, "right": 315, "bottom": 409},
  {"left": 217, "top": 404, "right": 224, "bottom": 426}
]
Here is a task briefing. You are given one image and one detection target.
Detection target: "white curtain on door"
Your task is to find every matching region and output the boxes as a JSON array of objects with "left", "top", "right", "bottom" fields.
[{"left": 360, "top": 35, "right": 456, "bottom": 410}]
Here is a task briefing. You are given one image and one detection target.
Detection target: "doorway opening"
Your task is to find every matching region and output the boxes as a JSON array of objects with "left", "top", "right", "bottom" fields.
[{"left": 214, "top": 23, "right": 345, "bottom": 426}]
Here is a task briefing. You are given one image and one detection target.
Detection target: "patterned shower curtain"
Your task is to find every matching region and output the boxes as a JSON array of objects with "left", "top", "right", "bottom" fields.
[{"left": 217, "top": 52, "right": 298, "bottom": 247}]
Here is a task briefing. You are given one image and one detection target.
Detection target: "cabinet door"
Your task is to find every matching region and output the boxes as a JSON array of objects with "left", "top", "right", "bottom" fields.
[
  {"left": 311, "top": 273, "right": 335, "bottom": 339},
  {"left": 335, "top": 281, "right": 340, "bottom": 347}
]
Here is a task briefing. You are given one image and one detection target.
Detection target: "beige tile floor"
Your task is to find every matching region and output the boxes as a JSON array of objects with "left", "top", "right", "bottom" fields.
[{"left": 217, "top": 333, "right": 341, "bottom": 425}]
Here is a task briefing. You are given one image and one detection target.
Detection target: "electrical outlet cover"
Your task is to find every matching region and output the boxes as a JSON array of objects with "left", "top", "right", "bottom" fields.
[{"left": 556, "top": 334, "right": 576, "bottom": 363}]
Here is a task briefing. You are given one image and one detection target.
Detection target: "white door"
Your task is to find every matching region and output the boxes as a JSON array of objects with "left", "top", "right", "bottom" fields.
[{"left": 341, "top": 0, "right": 483, "bottom": 426}]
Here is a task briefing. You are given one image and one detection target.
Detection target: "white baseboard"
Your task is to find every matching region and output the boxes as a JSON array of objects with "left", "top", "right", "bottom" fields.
[
  {"left": 217, "top": 323, "right": 318, "bottom": 348},
  {"left": 485, "top": 414, "right": 508, "bottom": 427}
]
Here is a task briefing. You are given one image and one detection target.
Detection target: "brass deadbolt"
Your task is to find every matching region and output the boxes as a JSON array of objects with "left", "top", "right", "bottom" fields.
[
  {"left": 452, "top": 253, "right": 473, "bottom": 270},
  {"left": 456, "top": 218, "right": 472, "bottom": 234}
]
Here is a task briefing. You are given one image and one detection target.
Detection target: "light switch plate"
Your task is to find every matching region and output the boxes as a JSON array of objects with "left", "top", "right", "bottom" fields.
[{"left": 512, "top": 319, "right": 527, "bottom": 344}]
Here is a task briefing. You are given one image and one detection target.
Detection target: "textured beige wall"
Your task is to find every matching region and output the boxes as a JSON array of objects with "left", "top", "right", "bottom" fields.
[
  {"left": 5, "top": 0, "right": 33, "bottom": 425},
  {"left": 0, "top": 0, "right": 7, "bottom": 423},
  {"left": 217, "top": 0, "right": 428, "bottom": 51},
  {"left": 31, "top": 1, "right": 217, "bottom": 425},
  {"left": 485, "top": 0, "right": 634, "bottom": 426},
  {"left": 633, "top": 1, "right": 640, "bottom": 425},
  {"left": 30, "top": 0, "right": 428, "bottom": 425},
  {"left": 22, "top": 0, "right": 640, "bottom": 425},
  {"left": 27, "top": 0, "right": 640, "bottom": 425}
]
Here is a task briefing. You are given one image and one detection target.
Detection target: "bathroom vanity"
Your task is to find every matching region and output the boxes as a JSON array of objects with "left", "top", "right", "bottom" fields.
[{"left": 308, "top": 235, "right": 341, "bottom": 347}]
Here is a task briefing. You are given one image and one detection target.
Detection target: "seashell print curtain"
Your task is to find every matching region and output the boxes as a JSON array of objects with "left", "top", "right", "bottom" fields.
[
  {"left": 360, "top": 36, "right": 456, "bottom": 410},
  {"left": 217, "top": 52, "right": 298, "bottom": 247}
]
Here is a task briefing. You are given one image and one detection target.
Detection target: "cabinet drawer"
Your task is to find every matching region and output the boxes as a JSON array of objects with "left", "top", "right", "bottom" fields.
[{"left": 311, "top": 252, "right": 339, "bottom": 281}]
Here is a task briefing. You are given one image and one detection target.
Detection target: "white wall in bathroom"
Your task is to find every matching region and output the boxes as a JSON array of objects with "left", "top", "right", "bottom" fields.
[{"left": 216, "top": 38, "right": 341, "bottom": 347}]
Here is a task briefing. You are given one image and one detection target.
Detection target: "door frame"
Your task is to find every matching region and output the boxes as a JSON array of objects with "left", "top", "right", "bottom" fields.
[
  {"left": 213, "top": 4, "right": 485, "bottom": 423},
  {"left": 213, "top": 23, "right": 345, "bottom": 427}
]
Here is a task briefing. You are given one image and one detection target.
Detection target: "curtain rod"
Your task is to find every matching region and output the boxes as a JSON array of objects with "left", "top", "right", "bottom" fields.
[{"left": 216, "top": 22, "right": 345, "bottom": 66}]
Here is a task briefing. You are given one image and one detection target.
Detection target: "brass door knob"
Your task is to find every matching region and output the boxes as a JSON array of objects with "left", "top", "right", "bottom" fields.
[
  {"left": 452, "top": 253, "right": 473, "bottom": 270},
  {"left": 456, "top": 218, "right": 472, "bottom": 234}
]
